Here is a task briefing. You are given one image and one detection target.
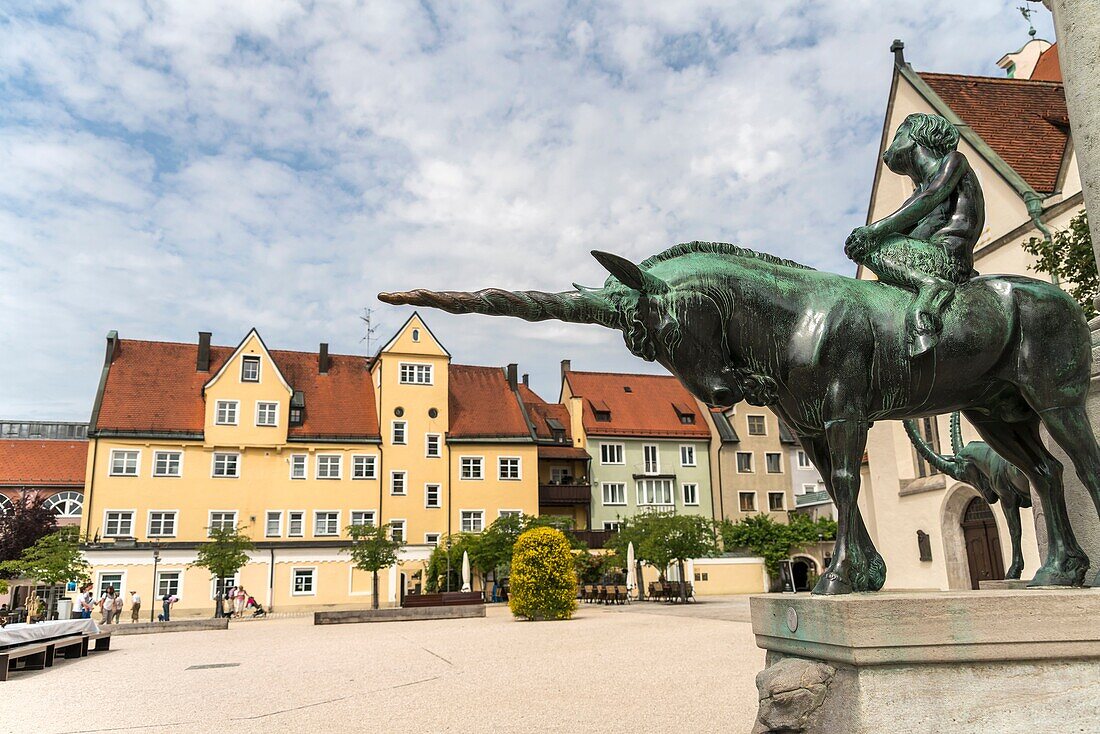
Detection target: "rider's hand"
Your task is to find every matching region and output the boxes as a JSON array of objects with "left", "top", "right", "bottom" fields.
[{"left": 845, "top": 226, "right": 875, "bottom": 260}]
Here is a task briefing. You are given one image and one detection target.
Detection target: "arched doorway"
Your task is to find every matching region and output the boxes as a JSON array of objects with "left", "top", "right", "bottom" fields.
[
  {"left": 790, "top": 557, "right": 817, "bottom": 592},
  {"left": 961, "top": 497, "right": 1004, "bottom": 589}
]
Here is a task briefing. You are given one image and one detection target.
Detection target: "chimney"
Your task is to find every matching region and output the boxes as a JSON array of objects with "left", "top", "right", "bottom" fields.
[
  {"left": 522, "top": 373, "right": 529, "bottom": 387},
  {"left": 506, "top": 363, "right": 518, "bottom": 390},
  {"left": 197, "top": 332, "right": 212, "bottom": 371},
  {"left": 560, "top": 359, "right": 571, "bottom": 381},
  {"left": 319, "top": 343, "right": 330, "bottom": 375}
]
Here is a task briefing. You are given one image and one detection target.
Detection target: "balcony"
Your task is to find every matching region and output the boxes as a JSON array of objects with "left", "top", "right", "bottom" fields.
[
  {"left": 795, "top": 490, "right": 832, "bottom": 508},
  {"left": 572, "top": 529, "right": 615, "bottom": 549},
  {"left": 539, "top": 482, "right": 591, "bottom": 506}
]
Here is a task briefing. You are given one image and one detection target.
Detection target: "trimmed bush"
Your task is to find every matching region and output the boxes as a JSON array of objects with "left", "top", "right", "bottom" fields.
[{"left": 508, "top": 527, "right": 578, "bottom": 621}]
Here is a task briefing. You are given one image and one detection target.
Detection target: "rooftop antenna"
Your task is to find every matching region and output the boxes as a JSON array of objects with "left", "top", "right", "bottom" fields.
[
  {"left": 1018, "top": 5, "right": 1037, "bottom": 37},
  {"left": 359, "top": 307, "right": 380, "bottom": 355}
]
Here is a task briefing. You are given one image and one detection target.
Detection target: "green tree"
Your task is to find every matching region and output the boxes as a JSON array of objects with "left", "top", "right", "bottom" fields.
[
  {"left": 191, "top": 526, "right": 253, "bottom": 617},
  {"left": 607, "top": 512, "right": 719, "bottom": 601},
  {"left": 344, "top": 522, "right": 404, "bottom": 609},
  {"left": 0, "top": 526, "right": 90, "bottom": 587},
  {"left": 1023, "top": 210, "right": 1096, "bottom": 318},
  {"left": 721, "top": 513, "right": 837, "bottom": 585},
  {"left": 424, "top": 533, "right": 479, "bottom": 593},
  {"left": 508, "top": 527, "right": 578, "bottom": 620}
]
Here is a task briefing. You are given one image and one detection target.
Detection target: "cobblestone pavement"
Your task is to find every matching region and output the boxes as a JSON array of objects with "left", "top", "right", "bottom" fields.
[{"left": 1, "top": 596, "right": 764, "bottom": 734}]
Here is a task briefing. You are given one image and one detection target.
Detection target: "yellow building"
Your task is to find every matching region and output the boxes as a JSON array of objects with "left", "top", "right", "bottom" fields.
[{"left": 81, "top": 314, "right": 538, "bottom": 616}]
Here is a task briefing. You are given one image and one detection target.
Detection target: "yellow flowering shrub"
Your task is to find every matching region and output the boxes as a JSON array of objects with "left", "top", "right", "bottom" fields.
[{"left": 508, "top": 526, "right": 578, "bottom": 621}]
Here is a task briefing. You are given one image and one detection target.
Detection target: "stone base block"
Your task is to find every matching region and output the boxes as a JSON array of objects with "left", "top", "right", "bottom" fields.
[
  {"left": 314, "top": 604, "right": 485, "bottom": 625},
  {"left": 750, "top": 590, "right": 1100, "bottom": 733},
  {"left": 103, "top": 618, "right": 229, "bottom": 635},
  {"left": 978, "top": 579, "right": 1029, "bottom": 590}
]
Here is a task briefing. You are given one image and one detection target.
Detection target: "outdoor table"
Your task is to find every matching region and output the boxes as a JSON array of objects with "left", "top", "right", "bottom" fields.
[{"left": 0, "top": 618, "right": 99, "bottom": 650}]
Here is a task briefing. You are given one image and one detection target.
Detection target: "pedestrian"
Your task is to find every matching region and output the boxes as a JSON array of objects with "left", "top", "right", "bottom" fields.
[
  {"left": 79, "top": 585, "right": 94, "bottom": 619},
  {"left": 99, "top": 586, "right": 116, "bottom": 625},
  {"left": 235, "top": 586, "right": 248, "bottom": 617},
  {"left": 161, "top": 593, "right": 177, "bottom": 622},
  {"left": 129, "top": 590, "right": 141, "bottom": 622}
]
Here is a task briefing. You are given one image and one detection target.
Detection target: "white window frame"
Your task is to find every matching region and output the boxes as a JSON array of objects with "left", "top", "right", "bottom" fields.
[
  {"left": 460, "top": 456, "right": 484, "bottom": 480},
  {"left": 679, "top": 444, "right": 696, "bottom": 467},
  {"left": 95, "top": 571, "right": 126, "bottom": 600},
  {"left": 765, "top": 452, "right": 783, "bottom": 474},
  {"left": 215, "top": 400, "right": 239, "bottom": 426},
  {"left": 425, "top": 484, "right": 442, "bottom": 508},
  {"left": 210, "top": 574, "right": 238, "bottom": 601},
  {"left": 768, "top": 491, "right": 787, "bottom": 512},
  {"left": 600, "top": 443, "right": 624, "bottom": 465},
  {"left": 211, "top": 452, "right": 241, "bottom": 478},
  {"left": 746, "top": 414, "right": 767, "bottom": 436},
  {"left": 389, "top": 519, "right": 406, "bottom": 543},
  {"left": 797, "top": 450, "right": 813, "bottom": 469},
  {"left": 682, "top": 483, "right": 699, "bottom": 506},
  {"left": 738, "top": 491, "right": 758, "bottom": 513},
  {"left": 290, "top": 454, "right": 307, "bottom": 480},
  {"left": 425, "top": 433, "right": 442, "bottom": 458},
  {"left": 316, "top": 454, "right": 342, "bottom": 480},
  {"left": 240, "top": 356, "right": 261, "bottom": 383},
  {"left": 601, "top": 482, "right": 626, "bottom": 506},
  {"left": 390, "top": 470, "right": 407, "bottom": 496},
  {"left": 398, "top": 362, "right": 433, "bottom": 385},
  {"left": 265, "top": 511, "right": 283, "bottom": 538},
  {"left": 636, "top": 478, "right": 673, "bottom": 506},
  {"left": 291, "top": 567, "right": 317, "bottom": 596},
  {"left": 152, "top": 450, "right": 182, "bottom": 478},
  {"left": 350, "top": 510, "right": 376, "bottom": 527},
  {"left": 498, "top": 509, "right": 522, "bottom": 519},
  {"left": 460, "top": 510, "right": 485, "bottom": 533},
  {"left": 352, "top": 455, "right": 377, "bottom": 479},
  {"left": 313, "top": 510, "right": 340, "bottom": 537},
  {"left": 287, "top": 510, "right": 305, "bottom": 537},
  {"left": 424, "top": 532, "right": 440, "bottom": 546},
  {"left": 603, "top": 521, "right": 622, "bottom": 532},
  {"left": 103, "top": 509, "right": 135, "bottom": 537},
  {"left": 497, "top": 456, "right": 521, "bottom": 481},
  {"left": 736, "top": 451, "right": 754, "bottom": 474},
  {"left": 255, "top": 401, "right": 279, "bottom": 427},
  {"left": 147, "top": 510, "right": 178, "bottom": 538},
  {"left": 108, "top": 449, "right": 140, "bottom": 477},
  {"left": 802, "top": 483, "right": 819, "bottom": 494},
  {"left": 392, "top": 420, "right": 407, "bottom": 445},
  {"left": 156, "top": 570, "right": 183, "bottom": 600},
  {"left": 642, "top": 444, "right": 660, "bottom": 474},
  {"left": 207, "top": 510, "right": 238, "bottom": 535}
]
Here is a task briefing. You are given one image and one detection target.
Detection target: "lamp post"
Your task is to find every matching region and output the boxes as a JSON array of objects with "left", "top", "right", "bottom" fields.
[{"left": 150, "top": 544, "right": 161, "bottom": 623}]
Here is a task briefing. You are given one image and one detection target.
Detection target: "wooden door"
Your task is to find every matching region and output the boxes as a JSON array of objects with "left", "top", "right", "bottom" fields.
[{"left": 962, "top": 497, "right": 1004, "bottom": 589}]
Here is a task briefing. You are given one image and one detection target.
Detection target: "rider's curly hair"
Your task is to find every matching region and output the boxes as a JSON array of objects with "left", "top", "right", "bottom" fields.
[{"left": 904, "top": 113, "right": 960, "bottom": 156}]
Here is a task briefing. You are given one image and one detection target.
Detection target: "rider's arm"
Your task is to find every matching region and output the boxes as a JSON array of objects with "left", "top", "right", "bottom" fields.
[{"left": 869, "top": 152, "right": 969, "bottom": 238}]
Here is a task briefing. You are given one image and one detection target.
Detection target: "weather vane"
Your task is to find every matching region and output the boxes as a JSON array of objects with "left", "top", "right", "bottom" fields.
[{"left": 1018, "top": 5, "right": 1037, "bottom": 37}]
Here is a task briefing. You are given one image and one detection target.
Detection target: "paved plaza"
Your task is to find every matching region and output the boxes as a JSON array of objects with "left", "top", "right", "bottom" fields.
[{"left": 3, "top": 598, "right": 761, "bottom": 734}]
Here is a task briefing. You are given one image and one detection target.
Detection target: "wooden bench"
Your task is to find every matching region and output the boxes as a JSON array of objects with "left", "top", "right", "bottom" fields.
[
  {"left": 87, "top": 631, "right": 112, "bottom": 653},
  {"left": 1, "top": 642, "right": 53, "bottom": 681},
  {"left": 50, "top": 635, "right": 87, "bottom": 661}
]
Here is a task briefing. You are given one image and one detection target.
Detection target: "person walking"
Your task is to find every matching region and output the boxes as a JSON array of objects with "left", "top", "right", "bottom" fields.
[
  {"left": 129, "top": 590, "right": 141, "bottom": 623},
  {"left": 79, "top": 585, "right": 94, "bottom": 619},
  {"left": 234, "top": 586, "right": 248, "bottom": 617},
  {"left": 99, "top": 586, "right": 116, "bottom": 625}
]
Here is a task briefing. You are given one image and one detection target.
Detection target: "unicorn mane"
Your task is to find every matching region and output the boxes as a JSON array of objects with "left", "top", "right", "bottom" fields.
[{"left": 640, "top": 241, "right": 815, "bottom": 272}]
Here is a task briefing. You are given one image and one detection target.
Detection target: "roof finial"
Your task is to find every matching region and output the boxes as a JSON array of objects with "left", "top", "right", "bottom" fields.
[{"left": 890, "top": 39, "right": 906, "bottom": 67}]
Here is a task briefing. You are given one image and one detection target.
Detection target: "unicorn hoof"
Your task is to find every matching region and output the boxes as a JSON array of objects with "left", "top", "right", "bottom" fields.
[
  {"left": 1028, "top": 558, "right": 1088, "bottom": 588},
  {"left": 811, "top": 571, "right": 853, "bottom": 596}
]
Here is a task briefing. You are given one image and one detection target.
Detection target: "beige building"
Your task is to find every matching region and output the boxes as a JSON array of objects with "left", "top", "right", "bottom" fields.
[
  {"left": 857, "top": 39, "right": 1080, "bottom": 590},
  {"left": 704, "top": 407, "right": 795, "bottom": 523}
]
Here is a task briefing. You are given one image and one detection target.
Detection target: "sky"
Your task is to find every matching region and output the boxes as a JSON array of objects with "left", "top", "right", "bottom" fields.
[{"left": 0, "top": 1, "right": 1056, "bottom": 420}]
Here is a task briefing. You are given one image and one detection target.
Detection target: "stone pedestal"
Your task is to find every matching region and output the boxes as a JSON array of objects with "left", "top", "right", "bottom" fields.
[{"left": 749, "top": 590, "right": 1100, "bottom": 733}]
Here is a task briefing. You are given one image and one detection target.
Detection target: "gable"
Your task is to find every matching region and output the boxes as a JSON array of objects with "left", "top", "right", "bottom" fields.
[
  {"left": 203, "top": 329, "right": 292, "bottom": 395},
  {"left": 377, "top": 312, "right": 450, "bottom": 359}
]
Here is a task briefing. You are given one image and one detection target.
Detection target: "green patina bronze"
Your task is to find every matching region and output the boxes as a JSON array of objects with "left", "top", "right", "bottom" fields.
[
  {"left": 905, "top": 413, "right": 1033, "bottom": 579},
  {"left": 379, "top": 115, "right": 1100, "bottom": 595}
]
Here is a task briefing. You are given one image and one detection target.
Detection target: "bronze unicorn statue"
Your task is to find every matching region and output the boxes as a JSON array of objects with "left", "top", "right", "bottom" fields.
[
  {"left": 905, "top": 412, "right": 1032, "bottom": 579},
  {"left": 380, "top": 242, "right": 1100, "bottom": 594}
]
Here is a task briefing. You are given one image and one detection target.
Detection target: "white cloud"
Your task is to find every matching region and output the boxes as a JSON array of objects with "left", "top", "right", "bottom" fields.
[{"left": 0, "top": 1, "right": 1056, "bottom": 416}]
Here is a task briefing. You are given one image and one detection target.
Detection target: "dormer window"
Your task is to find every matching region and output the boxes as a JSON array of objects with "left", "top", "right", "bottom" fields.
[
  {"left": 546, "top": 418, "right": 566, "bottom": 444},
  {"left": 591, "top": 399, "right": 612, "bottom": 423},
  {"left": 289, "top": 390, "right": 305, "bottom": 426},
  {"left": 673, "top": 402, "right": 696, "bottom": 425},
  {"left": 241, "top": 356, "right": 261, "bottom": 382}
]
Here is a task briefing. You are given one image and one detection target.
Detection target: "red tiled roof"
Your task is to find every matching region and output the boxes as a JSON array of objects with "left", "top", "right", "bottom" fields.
[
  {"left": 918, "top": 71, "right": 1069, "bottom": 193},
  {"left": 1030, "top": 43, "right": 1061, "bottom": 82},
  {"left": 517, "top": 384, "right": 573, "bottom": 441},
  {"left": 448, "top": 365, "right": 531, "bottom": 439},
  {"left": 537, "top": 445, "right": 590, "bottom": 461},
  {"left": 564, "top": 370, "right": 710, "bottom": 438},
  {"left": 95, "top": 339, "right": 380, "bottom": 439},
  {"left": 0, "top": 440, "right": 87, "bottom": 486}
]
